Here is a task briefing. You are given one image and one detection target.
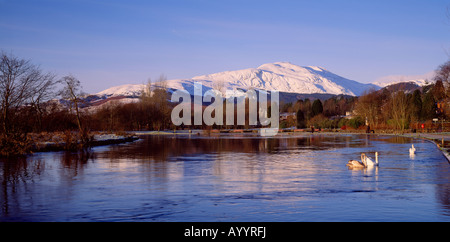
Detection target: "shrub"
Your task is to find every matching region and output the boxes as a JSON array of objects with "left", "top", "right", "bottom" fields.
[
  {"left": 0, "top": 134, "right": 33, "bottom": 157},
  {"left": 347, "top": 117, "right": 364, "bottom": 129}
]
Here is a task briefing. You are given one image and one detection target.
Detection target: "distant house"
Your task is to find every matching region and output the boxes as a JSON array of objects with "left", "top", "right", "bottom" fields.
[
  {"left": 330, "top": 111, "right": 355, "bottom": 120},
  {"left": 280, "top": 112, "right": 297, "bottom": 121},
  {"left": 344, "top": 111, "right": 355, "bottom": 119}
]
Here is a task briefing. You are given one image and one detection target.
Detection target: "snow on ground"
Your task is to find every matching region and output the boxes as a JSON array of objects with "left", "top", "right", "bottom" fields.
[{"left": 93, "top": 133, "right": 134, "bottom": 141}]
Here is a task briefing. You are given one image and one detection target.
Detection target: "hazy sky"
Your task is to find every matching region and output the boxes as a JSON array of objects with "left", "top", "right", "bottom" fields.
[{"left": 1, "top": 0, "right": 450, "bottom": 93}]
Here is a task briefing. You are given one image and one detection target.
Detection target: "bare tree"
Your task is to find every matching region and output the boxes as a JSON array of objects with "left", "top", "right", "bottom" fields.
[
  {"left": 59, "top": 75, "right": 90, "bottom": 144},
  {"left": 354, "top": 89, "right": 381, "bottom": 128},
  {"left": 29, "top": 72, "right": 57, "bottom": 130},
  {"left": 390, "top": 91, "right": 409, "bottom": 132},
  {"left": 141, "top": 78, "right": 153, "bottom": 102},
  {"left": 0, "top": 51, "right": 56, "bottom": 135},
  {"left": 435, "top": 61, "right": 450, "bottom": 84},
  {"left": 154, "top": 74, "right": 168, "bottom": 90},
  {"left": 212, "top": 79, "right": 225, "bottom": 94},
  {"left": 141, "top": 74, "right": 168, "bottom": 100},
  {"left": 139, "top": 74, "right": 170, "bottom": 130}
]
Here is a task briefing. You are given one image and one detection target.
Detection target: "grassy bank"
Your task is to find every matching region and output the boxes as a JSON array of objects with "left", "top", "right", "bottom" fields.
[{"left": 0, "top": 131, "right": 139, "bottom": 157}]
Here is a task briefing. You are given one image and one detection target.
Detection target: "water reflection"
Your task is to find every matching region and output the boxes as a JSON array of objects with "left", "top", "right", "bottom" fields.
[
  {"left": 1, "top": 134, "right": 449, "bottom": 221},
  {"left": 100, "top": 134, "right": 361, "bottom": 161},
  {"left": 0, "top": 150, "right": 95, "bottom": 220}
]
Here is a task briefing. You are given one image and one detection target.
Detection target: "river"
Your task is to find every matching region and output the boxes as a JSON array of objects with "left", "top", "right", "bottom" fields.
[{"left": 1, "top": 133, "right": 449, "bottom": 221}]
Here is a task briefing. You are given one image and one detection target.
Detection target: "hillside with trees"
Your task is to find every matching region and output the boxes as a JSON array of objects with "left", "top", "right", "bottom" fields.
[{"left": 282, "top": 61, "right": 449, "bottom": 133}]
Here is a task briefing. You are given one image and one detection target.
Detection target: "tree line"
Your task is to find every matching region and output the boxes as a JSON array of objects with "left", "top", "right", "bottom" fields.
[
  {"left": 1, "top": 50, "right": 449, "bottom": 155},
  {"left": 0, "top": 51, "right": 168, "bottom": 156}
]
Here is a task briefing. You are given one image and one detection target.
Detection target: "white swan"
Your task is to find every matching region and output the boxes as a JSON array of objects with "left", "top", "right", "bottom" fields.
[
  {"left": 364, "top": 152, "right": 379, "bottom": 167},
  {"left": 347, "top": 153, "right": 367, "bottom": 169},
  {"left": 409, "top": 144, "right": 416, "bottom": 155}
]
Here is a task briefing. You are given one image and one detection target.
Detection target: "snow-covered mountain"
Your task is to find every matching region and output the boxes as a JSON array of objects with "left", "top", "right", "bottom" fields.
[
  {"left": 95, "top": 83, "right": 146, "bottom": 98},
  {"left": 165, "top": 62, "right": 379, "bottom": 96},
  {"left": 95, "top": 62, "right": 378, "bottom": 99},
  {"left": 372, "top": 71, "right": 435, "bottom": 88}
]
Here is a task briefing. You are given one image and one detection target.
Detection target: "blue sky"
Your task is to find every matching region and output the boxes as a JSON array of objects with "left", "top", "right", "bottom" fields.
[{"left": 1, "top": 0, "right": 450, "bottom": 93}]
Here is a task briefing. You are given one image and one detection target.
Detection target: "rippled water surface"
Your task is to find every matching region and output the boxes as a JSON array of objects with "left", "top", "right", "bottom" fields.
[{"left": 1, "top": 134, "right": 449, "bottom": 221}]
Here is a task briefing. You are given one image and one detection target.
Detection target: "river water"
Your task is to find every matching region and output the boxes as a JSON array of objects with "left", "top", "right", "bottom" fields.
[{"left": 1, "top": 133, "right": 449, "bottom": 221}]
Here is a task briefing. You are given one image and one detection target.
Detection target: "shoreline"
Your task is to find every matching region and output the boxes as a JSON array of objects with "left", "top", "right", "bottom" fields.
[
  {"left": 133, "top": 129, "right": 450, "bottom": 162},
  {"left": 13, "top": 129, "right": 450, "bottom": 163},
  {"left": 30, "top": 132, "right": 140, "bottom": 153},
  {"left": 396, "top": 132, "right": 450, "bottom": 162}
]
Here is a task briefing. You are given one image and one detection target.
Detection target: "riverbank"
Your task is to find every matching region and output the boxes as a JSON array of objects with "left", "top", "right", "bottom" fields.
[{"left": 29, "top": 131, "right": 139, "bottom": 153}]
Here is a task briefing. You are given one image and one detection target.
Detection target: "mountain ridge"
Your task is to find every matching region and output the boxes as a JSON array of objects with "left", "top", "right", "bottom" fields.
[
  {"left": 94, "top": 62, "right": 379, "bottom": 99},
  {"left": 372, "top": 71, "right": 435, "bottom": 87}
]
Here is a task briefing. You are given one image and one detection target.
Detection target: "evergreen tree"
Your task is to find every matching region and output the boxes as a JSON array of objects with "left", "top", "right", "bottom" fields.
[
  {"left": 296, "top": 109, "right": 305, "bottom": 128},
  {"left": 410, "top": 89, "right": 422, "bottom": 121},
  {"left": 433, "top": 80, "right": 446, "bottom": 101},
  {"left": 422, "top": 90, "right": 436, "bottom": 120},
  {"left": 311, "top": 99, "right": 323, "bottom": 117}
]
